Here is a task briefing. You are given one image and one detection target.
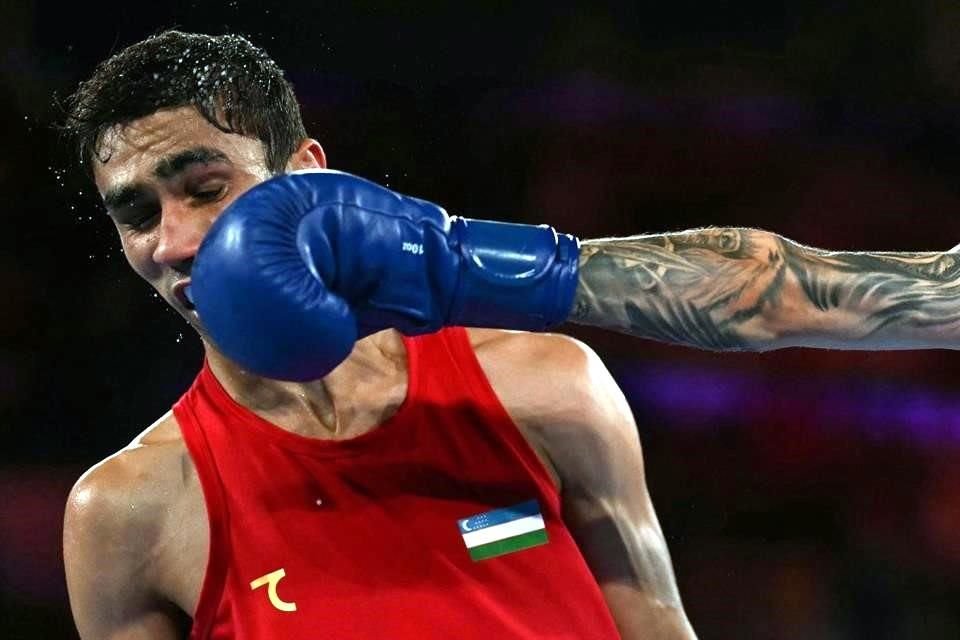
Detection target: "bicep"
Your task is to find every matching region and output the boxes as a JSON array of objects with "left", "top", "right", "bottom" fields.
[
  {"left": 64, "top": 477, "right": 184, "bottom": 640},
  {"left": 560, "top": 423, "right": 692, "bottom": 638},
  {"left": 546, "top": 347, "right": 695, "bottom": 638}
]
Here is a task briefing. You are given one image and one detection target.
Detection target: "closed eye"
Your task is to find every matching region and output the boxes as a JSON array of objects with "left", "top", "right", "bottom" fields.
[
  {"left": 109, "top": 201, "right": 160, "bottom": 232},
  {"left": 192, "top": 185, "right": 227, "bottom": 203},
  {"left": 127, "top": 211, "right": 160, "bottom": 231}
]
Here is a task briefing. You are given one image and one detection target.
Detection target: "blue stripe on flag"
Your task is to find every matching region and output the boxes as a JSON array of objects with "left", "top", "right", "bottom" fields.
[{"left": 457, "top": 500, "right": 541, "bottom": 534}]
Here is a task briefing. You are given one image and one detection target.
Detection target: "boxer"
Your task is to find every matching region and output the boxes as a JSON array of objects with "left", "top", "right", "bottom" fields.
[
  {"left": 63, "top": 29, "right": 960, "bottom": 640},
  {"left": 63, "top": 30, "right": 695, "bottom": 640}
]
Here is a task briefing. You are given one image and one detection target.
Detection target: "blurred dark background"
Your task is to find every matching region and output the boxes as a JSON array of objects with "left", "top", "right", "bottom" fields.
[{"left": 3, "top": 1, "right": 960, "bottom": 638}]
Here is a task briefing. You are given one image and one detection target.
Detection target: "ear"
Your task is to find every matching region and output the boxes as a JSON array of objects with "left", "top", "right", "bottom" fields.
[{"left": 286, "top": 139, "right": 327, "bottom": 171}]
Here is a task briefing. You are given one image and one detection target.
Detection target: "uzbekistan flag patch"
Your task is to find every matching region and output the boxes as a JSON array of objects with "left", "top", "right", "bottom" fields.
[{"left": 457, "top": 500, "right": 549, "bottom": 561}]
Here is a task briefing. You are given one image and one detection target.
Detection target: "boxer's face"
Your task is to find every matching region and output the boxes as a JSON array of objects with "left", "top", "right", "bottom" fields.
[{"left": 93, "top": 106, "right": 273, "bottom": 333}]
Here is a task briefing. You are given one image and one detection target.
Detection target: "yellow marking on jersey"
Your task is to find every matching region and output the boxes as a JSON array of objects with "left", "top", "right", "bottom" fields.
[{"left": 250, "top": 568, "right": 297, "bottom": 612}]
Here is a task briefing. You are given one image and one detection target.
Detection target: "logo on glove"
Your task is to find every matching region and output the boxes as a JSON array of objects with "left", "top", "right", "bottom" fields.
[{"left": 401, "top": 241, "right": 424, "bottom": 255}]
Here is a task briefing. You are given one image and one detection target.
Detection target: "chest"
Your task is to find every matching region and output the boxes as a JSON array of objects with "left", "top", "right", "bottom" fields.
[
  {"left": 168, "top": 445, "right": 603, "bottom": 639},
  {"left": 160, "top": 416, "right": 557, "bottom": 622}
]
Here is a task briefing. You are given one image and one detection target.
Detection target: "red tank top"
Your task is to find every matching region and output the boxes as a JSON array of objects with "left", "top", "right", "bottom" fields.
[{"left": 173, "top": 327, "right": 621, "bottom": 639}]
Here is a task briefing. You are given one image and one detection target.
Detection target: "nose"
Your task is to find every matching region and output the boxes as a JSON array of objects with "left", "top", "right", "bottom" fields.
[{"left": 152, "top": 201, "right": 210, "bottom": 267}]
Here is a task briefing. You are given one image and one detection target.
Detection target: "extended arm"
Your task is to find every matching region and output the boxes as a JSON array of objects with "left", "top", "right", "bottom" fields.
[
  {"left": 571, "top": 228, "right": 960, "bottom": 351},
  {"left": 192, "top": 173, "right": 960, "bottom": 382}
]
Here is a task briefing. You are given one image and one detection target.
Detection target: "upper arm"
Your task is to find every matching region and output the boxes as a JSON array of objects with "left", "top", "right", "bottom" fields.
[
  {"left": 64, "top": 457, "right": 184, "bottom": 640},
  {"left": 527, "top": 336, "right": 696, "bottom": 639}
]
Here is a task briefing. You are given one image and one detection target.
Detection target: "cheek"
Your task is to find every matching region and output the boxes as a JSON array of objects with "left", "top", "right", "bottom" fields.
[{"left": 117, "top": 231, "right": 161, "bottom": 280}]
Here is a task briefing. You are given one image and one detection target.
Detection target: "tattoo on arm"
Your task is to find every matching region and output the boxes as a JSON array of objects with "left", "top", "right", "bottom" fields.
[{"left": 571, "top": 228, "right": 960, "bottom": 350}]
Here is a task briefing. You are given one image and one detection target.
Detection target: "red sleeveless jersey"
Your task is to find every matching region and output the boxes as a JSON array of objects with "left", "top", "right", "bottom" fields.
[{"left": 173, "top": 327, "right": 621, "bottom": 639}]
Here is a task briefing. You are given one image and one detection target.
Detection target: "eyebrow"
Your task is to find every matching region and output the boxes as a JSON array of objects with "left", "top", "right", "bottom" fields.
[
  {"left": 102, "top": 146, "right": 232, "bottom": 213},
  {"left": 102, "top": 184, "right": 143, "bottom": 213},
  {"left": 153, "top": 146, "right": 230, "bottom": 180}
]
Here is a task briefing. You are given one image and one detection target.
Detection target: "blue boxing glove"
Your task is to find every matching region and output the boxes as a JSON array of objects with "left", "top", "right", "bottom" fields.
[{"left": 190, "top": 170, "right": 579, "bottom": 381}]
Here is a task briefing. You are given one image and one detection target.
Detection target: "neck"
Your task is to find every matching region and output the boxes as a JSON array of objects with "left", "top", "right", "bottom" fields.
[{"left": 202, "top": 330, "right": 408, "bottom": 438}]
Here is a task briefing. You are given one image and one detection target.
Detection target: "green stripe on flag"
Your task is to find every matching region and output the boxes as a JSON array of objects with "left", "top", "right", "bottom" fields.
[{"left": 468, "top": 529, "right": 549, "bottom": 561}]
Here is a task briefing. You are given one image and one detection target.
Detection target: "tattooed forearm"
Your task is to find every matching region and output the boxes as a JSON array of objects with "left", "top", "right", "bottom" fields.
[{"left": 571, "top": 228, "right": 960, "bottom": 351}]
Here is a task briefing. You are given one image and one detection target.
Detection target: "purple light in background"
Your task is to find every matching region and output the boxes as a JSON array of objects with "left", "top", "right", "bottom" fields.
[
  {"left": 473, "top": 73, "right": 818, "bottom": 136},
  {"left": 615, "top": 362, "right": 960, "bottom": 448},
  {"left": 476, "top": 72, "right": 671, "bottom": 126},
  {"left": 702, "top": 96, "right": 813, "bottom": 136},
  {"left": 631, "top": 366, "right": 756, "bottom": 424}
]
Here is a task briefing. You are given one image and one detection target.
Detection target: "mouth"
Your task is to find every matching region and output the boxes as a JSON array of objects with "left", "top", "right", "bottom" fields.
[{"left": 172, "top": 280, "right": 195, "bottom": 311}]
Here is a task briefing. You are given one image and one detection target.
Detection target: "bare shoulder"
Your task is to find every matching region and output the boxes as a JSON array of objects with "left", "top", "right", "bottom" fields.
[
  {"left": 467, "top": 327, "right": 588, "bottom": 357},
  {"left": 467, "top": 328, "right": 627, "bottom": 428},
  {"left": 467, "top": 329, "right": 636, "bottom": 491},
  {"left": 66, "top": 411, "right": 189, "bottom": 537},
  {"left": 64, "top": 411, "right": 193, "bottom": 636},
  {"left": 467, "top": 328, "right": 595, "bottom": 379}
]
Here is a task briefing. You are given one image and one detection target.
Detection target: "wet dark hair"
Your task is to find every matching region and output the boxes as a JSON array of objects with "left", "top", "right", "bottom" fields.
[{"left": 64, "top": 30, "right": 307, "bottom": 174}]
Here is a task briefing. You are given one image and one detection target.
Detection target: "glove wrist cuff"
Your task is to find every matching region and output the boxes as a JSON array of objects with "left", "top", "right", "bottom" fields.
[{"left": 447, "top": 218, "right": 580, "bottom": 331}]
